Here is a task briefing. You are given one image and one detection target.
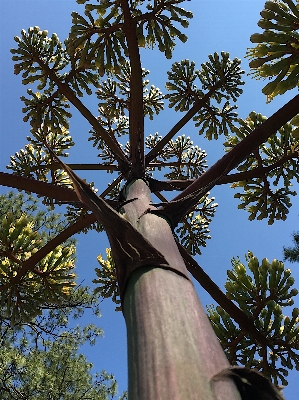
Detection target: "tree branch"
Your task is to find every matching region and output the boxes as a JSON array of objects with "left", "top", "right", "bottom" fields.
[
  {"left": 176, "top": 240, "right": 270, "bottom": 347},
  {"left": 121, "top": 0, "right": 145, "bottom": 178},
  {"left": 145, "top": 82, "right": 222, "bottom": 165},
  {"left": 134, "top": 0, "right": 186, "bottom": 25},
  {"left": 171, "top": 93, "right": 299, "bottom": 202},
  {"left": 0, "top": 213, "right": 97, "bottom": 291},
  {"left": 38, "top": 163, "right": 119, "bottom": 171},
  {"left": 148, "top": 151, "right": 299, "bottom": 192},
  {"left": 33, "top": 54, "right": 130, "bottom": 171},
  {"left": 219, "top": 152, "right": 299, "bottom": 184},
  {"left": 0, "top": 172, "right": 79, "bottom": 203},
  {"left": 0, "top": 171, "right": 121, "bottom": 209}
]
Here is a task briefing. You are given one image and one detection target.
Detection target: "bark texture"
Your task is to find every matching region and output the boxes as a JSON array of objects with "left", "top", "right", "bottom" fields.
[{"left": 122, "top": 180, "right": 241, "bottom": 400}]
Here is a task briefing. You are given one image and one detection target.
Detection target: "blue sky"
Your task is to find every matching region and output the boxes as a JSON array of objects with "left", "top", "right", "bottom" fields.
[{"left": 1, "top": 1, "right": 299, "bottom": 399}]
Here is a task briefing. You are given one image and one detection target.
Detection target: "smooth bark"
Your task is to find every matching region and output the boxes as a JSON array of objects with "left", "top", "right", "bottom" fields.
[{"left": 122, "top": 179, "right": 241, "bottom": 400}]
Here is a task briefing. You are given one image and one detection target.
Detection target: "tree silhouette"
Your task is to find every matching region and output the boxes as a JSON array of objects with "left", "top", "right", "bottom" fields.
[{"left": 1, "top": 0, "right": 299, "bottom": 398}]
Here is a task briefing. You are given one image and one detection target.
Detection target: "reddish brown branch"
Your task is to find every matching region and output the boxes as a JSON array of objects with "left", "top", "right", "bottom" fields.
[
  {"left": 0, "top": 172, "right": 79, "bottom": 203},
  {"left": 32, "top": 53, "right": 129, "bottom": 170},
  {"left": 148, "top": 151, "right": 299, "bottom": 192},
  {"left": 172, "top": 93, "right": 299, "bottom": 202},
  {"left": 176, "top": 240, "right": 270, "bottom": 347},
  {"left": 0, "top": 171, "right": 121, "bottom": 209},
  {"left": 219, "top": 152, "right": 299, "bottom": 184},
  {"left": 37, "top": 163, "right": 119, "bottom": 171},
  {"left": 120, "top": 0, "right": 144, "bottom": 177},
  {"left": 145, "top": 81, "right": 222, "bottom": 165}
]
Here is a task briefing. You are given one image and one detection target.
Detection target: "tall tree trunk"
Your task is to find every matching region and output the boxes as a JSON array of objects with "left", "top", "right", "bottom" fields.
[{"left": 122, "top": 180, "right": 241, "bottom": 400}]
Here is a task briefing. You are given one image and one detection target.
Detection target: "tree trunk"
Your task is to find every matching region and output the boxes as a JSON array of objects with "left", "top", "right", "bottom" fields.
[{"left": 122, "top": 180, "right": 241, "bottom": 400}]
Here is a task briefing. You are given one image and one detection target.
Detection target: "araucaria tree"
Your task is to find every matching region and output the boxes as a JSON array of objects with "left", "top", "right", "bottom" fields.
[{"left": 2, "top": 0, "right": 299, "bottom": 398}]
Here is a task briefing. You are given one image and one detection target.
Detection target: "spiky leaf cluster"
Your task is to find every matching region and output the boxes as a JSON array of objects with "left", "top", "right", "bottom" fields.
[
  {"left": 11, "top": 26, "right": 99, "bottom": 131},
  {"left": 89, "top": 62, "right": 163, "bottom": 160},
  {"left": 68, "top": 0, "right": 192, "bottom": 78},
  {"left": 8, "top": 128, "right": 74, "bottom": 186},
  {"left": 7, "top": 125, "right": 101, "bottom": 221},
  {"left": 145, "top": 133, "right": 218, "bottom": 254},
  {"left": 145, "top": 133, "right": 208, "bottom": 179},
  {"left": 199, "top": 52, "right": 245, "bottom": 102},
  {"left": 165, "top": 59, "right": 204, "bottom": 110},
  {"left": 224, "top": 111, "right": 299, "bottom": 224},
  {"left": 165, "top": 54, "right": 244, "bottom": 139},
  {"left": 93, "top": 248, "right": 121, "bottom": 311},
  {"left": 246, "top": 0, "right": 299, "bottom": 101},
  {"left": 12, "top": 27, "right": 68, "bottom": 87},
  {"left": 194, "top": 100, "right": 238, "bottom": 140},
  {"left": 21, "top": 89, "right": 71, "bottom": 133},
  {"left": 174, "top": 195, "right": 217, "bottom": 255},
  {"left": 67, "top": 7, "right": 127, "bottom": 76},
  {"left": 207, "top": 251, "right": 299, "bottom": 386},
  {"left": 0, "top": 192, "right": 77, "bottom": 324},
  {"left": 11, "top": 28, "right": 73, "bottom": 133},
  {"left": 133, "top": 0, "right": 193, "bottom": 59}
]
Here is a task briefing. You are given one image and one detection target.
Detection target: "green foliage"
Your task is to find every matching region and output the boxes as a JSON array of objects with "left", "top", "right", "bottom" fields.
[
  {"left": 162, "top": 134, "right": 207, "bottom": 179},
  {"left": 165, "top": 54, "right": 244, "bottom": 139},
  {"left": 0, "top": 335, "right": 117, "bottom": 399},
  {"left": 89, "top": 62, "right": 164, "bottom": 163},
  {"left": 68, "top": 8, "right": 127, "bottom": 76},
  {"left": 11, "top": 24, "right": 98, "bottom": 135},
  {"left": 94, "top": 248, "right": 121, "bottom": 311},
  {"left": 145, "top": 133, "right": 218, "bottom": 253},
  {"left": 9, "top": 1, "right": 242, "bottom": 239},
  {"left": 8, "top": 0, "right": 192, "bottom": 149},
  {"left": 12, "top": 27, "right": 67, "bottom": 86},
  {"left": 246, "top": 0, "right": 299, "bottom": 101},
  {"left": 9, "top": 0, "right": 299, "bottom": 234},
  {"left": 0, "top": 192, "right": 127, "bottom": 397},
  {"left": 165, "top": 59, "right": 203, "bottom": 111},
  {"left": 65, "top": 0, "right": 193, "bottom": 78},
  {"left": 0, "top": 191, "right": 67, "bottom": 238},
  {"left": 198, "top": 52, "right": 244, "bottom": 102},
  {"left": 8, "top": 129, "right": 74, "bottom": 186},
  {"left": 71, "top": 0, "right": 192, "bottom": 66},
  {"left": 284, "top": 231, "right": 299, "bottom": 262},
  {"left": 145, "top": 133, "right": 207, "bottom": 178},
  {"left": 5, "top": 0, "right": 299, "bottom": 394},
  {"left": 12, "top": 23, "right": 99, "bottom": 98},
  {"left": 207, "top": 251, "right": 299, "bottom": 387},
  {"left": 8, "top": 0, "right": 299, "bottom": 289},
  {"left": 224, "top": 111, "right": 299, "bottom": 224},
  {"left": 134, "top": 0, "right": 192, "bottom": 59},
  {"left": 0, "top": 281, "right": 126, "bottom": 399},
  {"left": 8, "top": 126, "right": 102, "bottom": 228},
  {"left": 0, "top": 192, "right": 77, "bottom": 324},
  {"left": 11, "top": 28, "right": 73, "bottom": 130},
  {"left": 175, "top": 195, "right": 217, "bottom": 255}
]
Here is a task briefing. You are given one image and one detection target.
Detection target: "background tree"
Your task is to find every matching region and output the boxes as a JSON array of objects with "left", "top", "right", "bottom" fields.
[
  {"left": 284, "top": 232, "right": 299, "bottom": 263},
  {"left": 1, "top": 0, "right": 299, "bottom": 398},
  {"left": 0, "top": 191, "right": 126, "bottom": 399}
]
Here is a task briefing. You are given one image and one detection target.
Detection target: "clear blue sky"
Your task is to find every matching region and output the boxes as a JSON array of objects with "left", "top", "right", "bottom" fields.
[{"left": 1, "top": 1, "right": 299, "bottom": 399}]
